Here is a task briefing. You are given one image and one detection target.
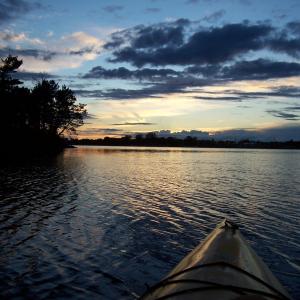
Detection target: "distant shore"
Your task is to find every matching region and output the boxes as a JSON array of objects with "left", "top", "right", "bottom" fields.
[{"left": 72, "top": 137, "right": 300, "bottom": 149}]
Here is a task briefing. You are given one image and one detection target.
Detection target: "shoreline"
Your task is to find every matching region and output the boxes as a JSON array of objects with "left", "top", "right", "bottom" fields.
[{"left": 71, "top": 143, "right": 300, "bottom": 150}]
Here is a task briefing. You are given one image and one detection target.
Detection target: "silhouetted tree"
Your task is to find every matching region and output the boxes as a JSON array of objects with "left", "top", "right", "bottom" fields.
[
  {"left": 0, "top": 56, "right": 30, "bottom": 131},
  {"left": 145, "top": 132, "right": 157, "bottom": 139},
  {"left": 184, "top": 136, "right": 197, "bottom": 146},
  {"left": 135, "top": 134, "right": 143, "bottom": 140},
  {"left": 0, "top": 55, "right": 22, "bottom": 88},
  {"left": 31, "top": 80, "right": 86, "bottom": 135},
  {"left": 0, "top": 55, "right": 87, "bottom": 155}
]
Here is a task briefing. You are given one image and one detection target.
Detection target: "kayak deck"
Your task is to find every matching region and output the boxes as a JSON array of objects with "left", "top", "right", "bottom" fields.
[{"left": 141, "top": 219, "right": 291, "bottom": 300}]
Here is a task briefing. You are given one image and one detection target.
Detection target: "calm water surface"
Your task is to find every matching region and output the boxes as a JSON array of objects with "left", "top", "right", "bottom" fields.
[{"left": 0, "top": 146, "right": 299, "bottom": 299}]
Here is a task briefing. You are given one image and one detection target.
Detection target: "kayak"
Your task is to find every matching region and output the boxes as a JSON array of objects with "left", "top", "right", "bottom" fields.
[{"left": 140, "top": 219, "right": 291, "bottom": 300}]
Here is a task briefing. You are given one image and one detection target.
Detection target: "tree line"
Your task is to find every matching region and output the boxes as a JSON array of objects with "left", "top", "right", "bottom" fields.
[
  {"left": 0, "top": 56, "right": 86, "bottom": 155},
  {"left": 73, "top": 133, "right": 300, "bottom": 149}
]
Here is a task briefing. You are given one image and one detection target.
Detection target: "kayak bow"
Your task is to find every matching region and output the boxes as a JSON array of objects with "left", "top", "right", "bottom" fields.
[{"left": 141, "top": 219, "right": 291, "bottom": 300}]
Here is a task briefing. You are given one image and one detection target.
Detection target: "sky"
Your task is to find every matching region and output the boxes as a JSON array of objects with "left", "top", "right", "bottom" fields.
[{"left": 1, "top": 0, "right": 300, "bottom": 141}]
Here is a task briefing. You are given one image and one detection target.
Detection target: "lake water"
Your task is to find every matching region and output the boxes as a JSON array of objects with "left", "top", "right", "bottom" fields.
[{"left": 0, "top": 146, "right": 299, "bottom": 299}]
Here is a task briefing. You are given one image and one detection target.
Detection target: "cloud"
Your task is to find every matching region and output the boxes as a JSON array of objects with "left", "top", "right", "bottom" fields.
[
  {"left": 12, "top": 71, "right": 57, "bottom": 80},
  {"left": 156, "top": 129, "right": 210, "bottom": 139},
  {"left": 4, "top": 19, "right": 300, "bottom": 99},
  {"left": 232, "top": 86, "right": 300, "bottom": 99},
  {"left": 76, "top": 87, "right": 160, "bottom": 100},
  {"left": 95, "top": 77, "right": 210, "bottom": 99},
  {"left": 0, "top": 0, "right": 43, "bottom": 24},
  {"left": 74, "top": 84, "right": 185, "bottom": 100},
  {"left": 104, "top": 19, "right": 190, "bottom": 50},
  {"left": 222, "top": 59, "right": 300, "bottom": 80},
  {"left": 285, "top": 106, "right": 300, "bottom": 111},
  {"left": 287, "top": 21, "right": 300, "bottom": 36},
  {"left": 74, "top": 89, "right": 105, "bottom": 98},
  {"left": 78, "top": 127, "right": 124, "bottom": 136},
  {"left": 105, "top": 20, "right": 300, "bottom": 67},
  {"left": 266, "top": 110, "right": 300, "bottom": 120},
  {"left": 0, "top": 31, "right": 104, "bottom": 72},
  {"left": 60, "top": 31, "right": 103, "bottom": 58},
  {"left": 133, "top": 26, "right": 184, "bottom": 49},
  {"left": 0, "top": 31, "right": 43, "bottom": 45},
  {"left": 99, "top": 88, "right": 161, "bottom": 99},
  {"left": 0, "top": 47, "right": 58, "bottom": 61},
  {"left": 85, "top": 95, "right": 212, "bottom": 122},
  {"left": 193, "top": 85, "right": 300, "bottom": 102},
  {"left": 185, "top": 58, "right": 300, "bottom": 81},
  {"left": 266, "top": 103, "right": 300, "bottom": 121},
  {"left": 111, "top": 122, "right": 156, "bottom": 126},
  {"left": 193, "top": 96, "right": 243, "bottom": 101},
  {"left": 202, "top": 10, "right": 226, "bottom": 23},
  {"left": 102, "top": 5, "right": 124, "bottom": 13},
  {"left": 84, "top": 113, "right": 98, "bottom": 119},
  {"left": 79, "top": 59, "right": 300, "bottom": 101},
  {"left": 82, "top": 66, "right": 179, "bottom": 80},
  {"left": 183, "top": 59, "right": 300, "bottom": 83},
  {"left": 76, "top": 71, "right": 300, "bottom": 102},
  {"left": 268, "top": 34, "right": 300, "bottom": 58},
  {"left": 108, "top": 22, "right": 272, "bottom": 66}
]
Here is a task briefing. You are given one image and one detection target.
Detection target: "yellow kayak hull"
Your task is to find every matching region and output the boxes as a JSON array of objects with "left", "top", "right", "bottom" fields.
[{"left": 141, "top": 220, "right": 291, "bottom": 300}]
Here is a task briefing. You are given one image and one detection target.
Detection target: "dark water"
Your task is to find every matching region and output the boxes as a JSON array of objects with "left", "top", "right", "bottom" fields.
[{"left": 1, "top": 146, "right": 299, "bottom": 299}]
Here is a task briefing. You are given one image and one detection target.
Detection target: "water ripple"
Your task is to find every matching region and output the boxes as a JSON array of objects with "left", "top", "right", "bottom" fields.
[{"left": 0, "top": 147, "right": 299, "bottom": 299}]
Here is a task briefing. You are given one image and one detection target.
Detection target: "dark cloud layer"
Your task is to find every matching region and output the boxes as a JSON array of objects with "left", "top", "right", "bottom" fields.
[
  {"left": 104, "top": 19, "right": 190, "bottom": 51},
  {"left": 185, "top": 59, "right": 300, "bottom": 80},
  {"left": 232, "top": 86, "right": 300, "bottom": 99},
  {"left": 78, "top": 128, "right": 124, "bottom": 136},
  {"left": 0, "top": 47, "right": 100, "bottom": 61},
  {"left": 105, "top": 20, "right": 300, "bottom": 67},
  {"left": 287, "top": 21, "right": 300, "bottom": 36},
  {"left": 133, "top": 26, "right": 184, "bottom": 49},
  {"left": 13, "top": 71, "right": 57, "bottom": 80},
  {"left": 78, "top": 65, "right": 300, "bottom": 103},
  {"left": 3, "top": 16, "right": 300, "bottom": 107},
  {"left": 0, "top": 47, "right": 57, "bottom": 61},
  {"left": 74, "top": 82, "right": 191, "bottom": 99},
  {"left": 266, "top": 110, "right": 300, "bottom": 120},
  {"left": 266, "top": 103, "right": 300, "bottom": 121},
  {"left": 93, "top": 75, "right": 211, "bottom": 99},
  {"left": 268, "top": 35, "right": 300, "bottom": 58},
  {"left": 74, "top": 89, "right": 105, "bottom": 98},
  {"left": 193, "top": 96, "right": 244, "bottom": 101},
  {"left": 222, "top": 59, "right": 300, "bottom": 80},
  {"left": 285, "top": 106, "right": 300, "bottom": 111},
  {"left": 82, "top": 66, "right": 179, "bottom": 80},
  {"left": 109, "top": 23, "right": 272, "bottom": 66},
  {"left": 81, "top": 59, "right": 300, "bottom": 100},
  {"left": 0, "top": 0, "right": 42, "bottom": 24},
  {"left": 195, "top": 85, "right": 300, "bottom": 102}
]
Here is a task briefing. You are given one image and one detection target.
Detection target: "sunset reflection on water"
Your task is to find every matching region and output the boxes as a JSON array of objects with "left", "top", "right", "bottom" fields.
[{"left": 0, "top": 146, "right": 299, "bottom": 299}]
